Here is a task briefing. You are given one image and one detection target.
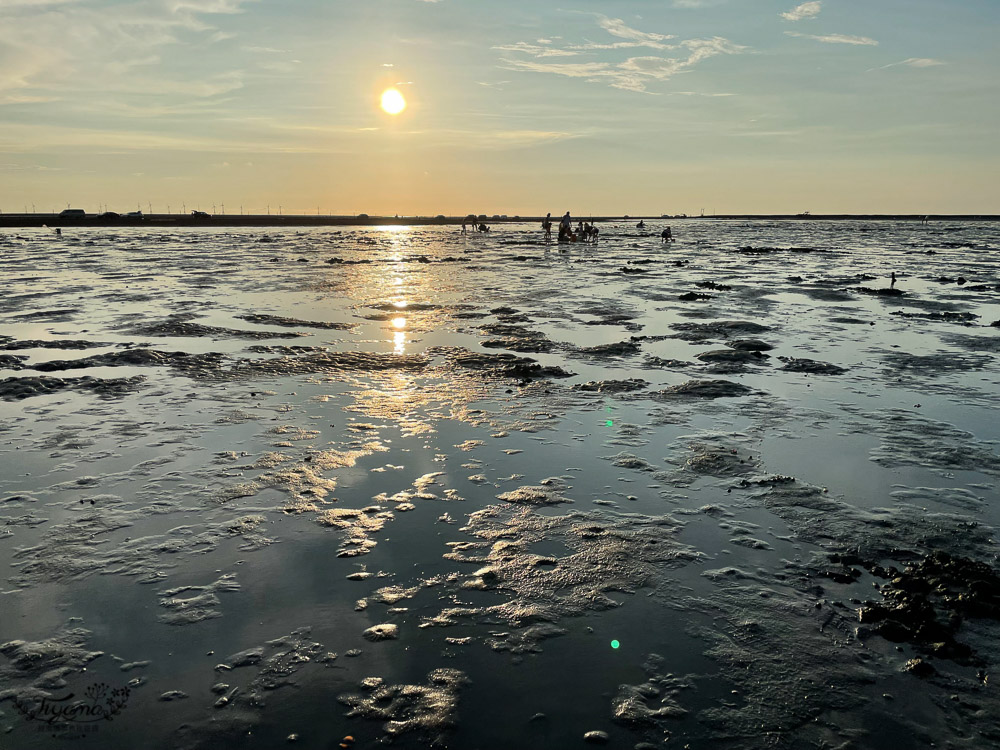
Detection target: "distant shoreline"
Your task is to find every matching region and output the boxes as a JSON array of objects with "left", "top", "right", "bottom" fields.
[{"left": 1, "top": 213, "right": 998, "bottom": 229}]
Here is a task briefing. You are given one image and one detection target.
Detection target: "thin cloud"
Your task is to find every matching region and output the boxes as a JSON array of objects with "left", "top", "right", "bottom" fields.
[
  {"left": 785, "top": 31, "right": 878, "bottom": 46},
  {"left": 871, "top": 58, "right": 946, "bottom": 71},
  {"left": 499, "top": 15, "right": 743, "bottom": 93},
  {"left": 780, "top": 2, "right": 822, "bottom": 21},
  {"left": 597, "top": 16, "right": 675, "bottom": 47},
  {"left": 493, "top": 42, "right": 580, "bottom": 58}
]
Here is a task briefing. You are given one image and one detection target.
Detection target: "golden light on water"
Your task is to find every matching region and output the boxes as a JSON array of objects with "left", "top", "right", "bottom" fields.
[
  {"left": 392, "top": 317, "right": 406, "bottom": 329},
  {"left": 380, "top": 88, "right": 406, "bottom": 115}
]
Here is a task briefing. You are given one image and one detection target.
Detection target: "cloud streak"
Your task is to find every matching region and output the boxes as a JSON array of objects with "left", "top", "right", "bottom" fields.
[
  {"left": 498, "top": 16, "right": 744, "bottom": 93},
  {"left": 785, "top": 31, "right": 878, "bottom": 46},
  {"left": 780, "top": 2, "right": 822, "bottom": 21}
]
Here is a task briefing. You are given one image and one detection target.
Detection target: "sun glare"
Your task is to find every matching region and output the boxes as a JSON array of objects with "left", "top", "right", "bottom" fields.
[{"left": 380, "top": 88, "right": 406, "bottom": 115}]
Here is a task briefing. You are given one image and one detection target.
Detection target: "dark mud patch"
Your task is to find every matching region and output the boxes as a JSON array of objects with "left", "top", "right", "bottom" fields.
[
  {"left": 0, "top": 622, "right": 105, "bottom": 703},
  {"left": 694, "top": 349, "right": 769, "bottom": 369},
  {"left": 882, "top": 351, "right": 991, "bottom": 375},
  {"left": 158, "top": 574, "right": 241, "bottom": 625},
  {"left": 0, "top": 375, "right": 146, "bottom": 401},
  {"left": 9, "top": 514, "right": 271, "bottom": 588},
  {"left": 863, "top": 411, "right": 1000, "bottom": 476},
  {"left": 479, "top": 323, "right": 557, "bottom": 353},
  {"left": 856, "top": 286, "right": 905, "bottom": 297},
  {"left": 129, "top": 319, "right": 307, "bottom": 340},
  {"left": 432, "top": 346, "right": 573, "bottom": 381},
  {"left": 725, "top": 339, "right": 774, "bottom": 352},
  {"left": 568, "top": 341, "right": 642, "bottom": 358},
  {"left": 797, "top": 286, "right": 856, "bottom": 302},
  {"left": 671, "top": 320, "right": 771, "bottom": 343},
  {"left": 573, "top": 379, "right": 649, "bottom": 394},
  {"left": 213, "top": 627, "right": 327, "bottom": 705},
  {"left": 10, "top": 308, "right": 80, "bottom": 322},
  {"left": 778, "top": 358, "right": 848, "bottom": 375},
  {"left": 853, "top": 551, "right": 1000, "bottom": 664},
  {"left": 235, "top": 314, "right": 354, "bottom": 330},
  {"left": 689, "top": 566, "right": 877, "bottom": 747},
  {"left": 941, "top": 334, "right": 1000, "bottom": 354},
  {"left": 665, "top": 435, "right": 761, "bottom": 485},
  {"left": 891, "top": 311, "right": 979, "bottom": 325},
  {"left": 0, "top": 354, "right": 26, "bottom": 369},
  {"left": 0, "top": 339, "right": 113, "bottom": 351},
  {"left": 652, "top": 380, "right": 754, "bottom": 399},
  {"left": 30, "top": 349, "right": 228, "bottom": 375}
]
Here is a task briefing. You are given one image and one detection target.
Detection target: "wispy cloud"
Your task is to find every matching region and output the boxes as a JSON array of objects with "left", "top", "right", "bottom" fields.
[
  {"left": 780, "top": 2, "right": 822, "bottom": 21},
  {"left": 597, "top": 16, "right": 675, "bottom": 48},
  {"left": 493, "top": 42, "right": 580, "bottom": 58},
  {"left": 870, "top": 57, "right": 946, "bottom": 71},
  {"left": 498, "top": 16, "right": 743, "bottom": 93},
  {"left": 0, "top": 0, "right": 256, "bottom": 99},
  {"left": 785, "top": 31, "right": 878, "bottom": 46}
]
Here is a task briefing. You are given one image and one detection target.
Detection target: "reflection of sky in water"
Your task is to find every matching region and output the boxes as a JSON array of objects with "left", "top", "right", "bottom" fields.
[{"left": 1, "top": 222, "right": 1000, "bottom": 750}]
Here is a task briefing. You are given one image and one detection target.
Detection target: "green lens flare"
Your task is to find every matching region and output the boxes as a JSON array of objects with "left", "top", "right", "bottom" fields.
[
  {"left": 606, "top": 420, "right": 614, "bottom": 427},
  {"left": 611, "top": 640, "right": 620, "bottom": 649}
]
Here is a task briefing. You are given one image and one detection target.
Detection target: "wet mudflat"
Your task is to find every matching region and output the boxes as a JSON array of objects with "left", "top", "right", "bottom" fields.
[{"left": 1, "top": 220, "right": 999, "bottom": 749}]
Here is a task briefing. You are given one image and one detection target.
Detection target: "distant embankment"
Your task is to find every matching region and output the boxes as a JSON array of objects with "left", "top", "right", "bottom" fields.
[{"left": 1, "top": 213, "right": 998, "bottom": 228}]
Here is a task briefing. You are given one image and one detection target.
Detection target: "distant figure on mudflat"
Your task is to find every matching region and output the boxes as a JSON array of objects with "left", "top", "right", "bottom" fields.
[
  {"left": 558, "top": 211, "right": 574, "bottom": 242},
  {"left": 890, "top": 272, "right": 897, "bottom": 289},
  {"left": 542, "top": 213, "right": 552, "bottom": 237},
  {"left": 661, "top": 227, "right": 673, "bottom": 243},
  {"left": 637, "top": 219, "right": 645, "bottom": 230},
  {"left": 461, "top": 221, "right": 467, "bottom": 234}
]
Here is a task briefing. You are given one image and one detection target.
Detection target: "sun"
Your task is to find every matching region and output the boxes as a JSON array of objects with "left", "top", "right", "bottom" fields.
[{"left": 380, "top": 88, "right": 406, "bottom": 116}]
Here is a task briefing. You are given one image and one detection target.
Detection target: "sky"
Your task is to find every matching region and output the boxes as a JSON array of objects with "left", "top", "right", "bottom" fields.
[{"left": 0, "top": 0, "right": 998, "bottom": 215}]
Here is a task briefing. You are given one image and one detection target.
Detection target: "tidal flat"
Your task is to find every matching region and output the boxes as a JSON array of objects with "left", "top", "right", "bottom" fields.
[{"left": 1, "top": 220, "right": 999, "bottom": 749}]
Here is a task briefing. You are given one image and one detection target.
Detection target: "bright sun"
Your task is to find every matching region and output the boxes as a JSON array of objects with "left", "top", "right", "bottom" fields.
[{"left": 380, "top": 88, "right": 406, "bottom": 115}]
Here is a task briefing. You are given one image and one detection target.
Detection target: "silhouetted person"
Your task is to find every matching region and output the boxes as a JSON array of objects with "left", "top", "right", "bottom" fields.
[
  {"left": 542, "top": 213, "right": 552, "bottom": 237},
  {"left": 890, "top": 272, "right": 897, "bottom": 289},
  {"left": 637, "top": 219, "right": 645, "bottom": 229},
  {"left": 559, "top": 212, "right": 572, "bottom": 242},
  {"left": 661, "top": 227, "right": 672, "bottom": 242}
]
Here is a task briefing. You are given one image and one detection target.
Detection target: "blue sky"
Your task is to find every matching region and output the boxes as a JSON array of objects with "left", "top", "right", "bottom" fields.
[{"left": 0, "top": 0, "right": 997, "bottom": 214}]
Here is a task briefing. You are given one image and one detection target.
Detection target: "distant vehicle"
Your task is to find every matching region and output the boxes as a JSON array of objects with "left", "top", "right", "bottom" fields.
[
  {"left": 477, "top": 214, "right": 487, "bottom": 220},
  {"left": 98, "top": 212, "right": 120, "bottom": 220},
  {"left": 492, "top": 215, "right": 500, "bottom": 219},
  {"left": 59, "top": 208, "right": 85, "bottom": 218},
  {"left": 435, "top": 215, "right": 446, "bottom": 220},
  {"left": 513, "top": 216, "right": 521, "bottom": 220},
  {"left": 191, "top": 210, "right": 210, "bottom": 218},
  {"left": 357, "top": 213, "right": 369, "bottom": 219},
  {"left": 125, "top": 211, "right": 143, "bottom": 219}
]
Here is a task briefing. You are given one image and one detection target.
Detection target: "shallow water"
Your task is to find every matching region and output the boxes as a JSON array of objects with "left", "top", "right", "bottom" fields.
[{"left": 1, "top": 220, "right": 999, "bottom": 749}]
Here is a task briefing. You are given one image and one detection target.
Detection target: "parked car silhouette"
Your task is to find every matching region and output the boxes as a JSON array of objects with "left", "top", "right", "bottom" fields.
[{"left": 59, "top": 208, "right": 85, "bottom": 218}]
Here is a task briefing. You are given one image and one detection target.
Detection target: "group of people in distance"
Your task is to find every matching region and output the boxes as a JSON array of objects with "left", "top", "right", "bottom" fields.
[
  {"left": 463, "top": 213, "right": 674, "bottom": 244},
  {"left": 542, "top": 212, "right": 600, "bottom": 243},
  {"left": 460, "top": 220, "right": 490, "bottom": 233}
]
